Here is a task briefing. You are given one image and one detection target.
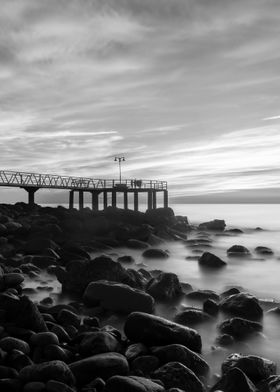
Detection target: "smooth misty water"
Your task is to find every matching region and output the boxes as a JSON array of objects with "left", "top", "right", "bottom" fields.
[{"left": 28, "top": 203, "right": 280, "bottom": 378}]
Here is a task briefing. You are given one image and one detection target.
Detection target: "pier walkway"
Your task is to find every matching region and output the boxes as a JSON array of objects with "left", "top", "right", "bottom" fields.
[{"left": 0, "top": 170, "right": 168, "bottom": 211}]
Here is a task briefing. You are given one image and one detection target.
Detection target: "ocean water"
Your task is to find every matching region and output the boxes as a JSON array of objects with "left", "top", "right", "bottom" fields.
[{"left": 34, "top": 203, "right": 280, "bottom": 377}]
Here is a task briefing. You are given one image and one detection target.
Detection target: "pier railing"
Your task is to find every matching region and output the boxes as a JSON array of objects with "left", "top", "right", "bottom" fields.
[{"left": 0, "top": 170, "right": 167, "bottom": 191}]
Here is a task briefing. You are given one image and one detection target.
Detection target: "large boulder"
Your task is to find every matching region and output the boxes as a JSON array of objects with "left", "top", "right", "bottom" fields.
[
  {"left": 124, "top": 312, "right": 202, "bottom": 353},
  {"left": 210, "top": 367, "right": 257, "bottom": 392},
  {"left": 227, "top": 245, "right": 250, "bottom": 256},
  {"left": 19, "top": 360, "right": 75, "bottom": 386},
  {"left": 255, "top": 246, "right": 273, "bottom": 255},
  {"left": 142, "top": 249, "right": 169, "bottom": 259},
  {"left": 152, "top": 362, "right": 205, "bottom": 391},
  {"left": 69, "top": 352, "right": 129, "bottom": 385},
  {"left": 105, "top": 375, "right": 165, "bottom": 392},
  {"left": 218, "top": 317, "right": 262, "bottom": 340},
  {"left": 198, "top": 220, "right": 226, "bottom": 231},
  {"left": 146, "top": 272, "right": 183, "bottom": 301},
  {"left": 56, "top": 255, "right": 145, "bottom": 294},
  {"left": 198, "top": 252, "right": 227, "bottom": 268},
  {"left": 174, "top": 308, "right": 212, "bottom": 326},
  {"left": 222, "top": 353, "right": 276, "bottom": 383},
  {"left": 151, "top": 344, "right": 209, "bottom": 377},
  {"left": 83, "top": 281, "right": 154, "bottom": 313},
  {"left": 145, "top": 208, "right": 175, "bottom": 226},
  {"left": 220, "top": 292, "right": 263, "bottom": 320}
]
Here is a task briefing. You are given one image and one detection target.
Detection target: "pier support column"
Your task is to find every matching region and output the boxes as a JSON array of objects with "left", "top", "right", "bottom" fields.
[
  {"left": 79, "top": 191, "right": 84, "bottom": 210},
  {"left": 103, "top": 191, "right": 108, "bottom": 209},
  {"left": 147, "top": 190, "right": 153, "bottom": 210},
  {"left": 23, "top": 187, "right": 39, "bottom": 206},
  {"left": 134, "top": 191, "right": 139, "bottom": 212},
  {"left": 152, "top": 190, "right": 157, "bottom": 209},
  {"left": 112, "top": 190, "right": 117, "bottom": 208},
  {"left": 163, "top": 190, "right": 168, "bottom": 208},
  {"left": 92, "top": 192, "right": 99, "bottom": 211},
  {"left": 124, "top": 191, "right": 128, "bottom": 210},
  {"left": 69, "top": 190, "right": 74, "bottom": 209}
]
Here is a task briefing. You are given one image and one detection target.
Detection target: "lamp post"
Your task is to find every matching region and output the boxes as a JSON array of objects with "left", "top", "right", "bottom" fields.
[{"left": 114, "top": 156, "right": 125, "bottom": 183}]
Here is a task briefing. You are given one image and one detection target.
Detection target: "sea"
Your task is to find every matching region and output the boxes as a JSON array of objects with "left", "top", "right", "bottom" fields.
[{"left": 30, "top": 203, "right": 280, "bottom": 376}]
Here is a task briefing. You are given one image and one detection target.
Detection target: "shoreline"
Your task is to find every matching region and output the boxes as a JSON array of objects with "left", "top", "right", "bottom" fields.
[{"left": 0, "top": 202, "right": 279, "bottom": 391}]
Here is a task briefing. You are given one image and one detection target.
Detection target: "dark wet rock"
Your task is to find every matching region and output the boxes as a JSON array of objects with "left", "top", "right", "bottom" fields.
[
  {"left": 198, "top": 219, "right": 226, "bottom": 231},
  {"left": 203, "top": 299, "right": 219, "bottom": 316},
  {"left": 25, "top": 238, "right": 59, "bottom": 254},
  {"left": 151, "top": 344, "right": 209, "bottom": 377},
  {"left": 56, "top": 255, "right": 145, "bottom": 294},
  {"left": 198, "top": 252, "right": 227, "bottom": 268},
  {"left": 210, "top": 367, "right": 257, "bottom": 392},
  {"left": 226, "top": 228, "right": 244, "bottom": 234},
  {"left": 49, "top": 325, "right": 71, "bottom": 343},
  {"left": 125, "top": 343, "right": 149, "bottom": 361},
  {"left": 45, "top": 380, "right": 76, "bottom": 392},
  {"left": 40, "top": 297, "right": 53, "bottom": 306},
  {"left": 69, "top": 352, "right": 129, "bottom": 385},
  {"left": 28, "top": 256, "right": 57, "bottom": 269},
  {"left": 186, "top": 256, "right": 200, "bottom": 260},
  {"left": 117, "top": 255, "right": 135, "bottom": 263},
  {"left": 222, "top": 353, "right": 276, "bottom": 383},
  {"left": 131, "top": 355, "right": 160, "bottom": 375},
  {"left": 145, "top": 207, "right": 176, "bottom": 226},
  {"left": 127, "top": 239, "right": 149, "bottom": 249},
  {"left": 181, "top": 282, "right": 193, "bottom": 293},
  {"left": 3, "top": 273, "right": 24, "bottom": 287},
  {"left": 43, "top": 345, "right": 72, "bottom": 363},
  {"left": 146, "top": 272, "right": 183, "bottom": 301},
  {"left": 255, "top": 246, "right": 274, "bottom": 255},
  {"left": 19, "top": 360, "right": 75, "bottom": 386},
  {"left": 221, "top": 287, "right": 241, "bottom": 297},
  {"left": 83, "top": 280, "right": 154, "bottom": 313},
  {"left": 257, "top": 375, "right": 280, "bottom": 392},
  {"left": 30, "top": 332, "right": 59, "bottom": 347},
  {"left": 57, "top": 309, "right": 80, "bottom": 328},
  {"left": 0, "top": 378, "right": 21, "bottom": 391},
  {"left": 0, "top": 365, "right": 19, "bottom": 379},
  {"left": 227, "top": 245, "right": 251, "bottom": 256},
  {"left": 105, "top": 375, "right": 165, "bottom": 392},
  {"left": 0, "top": 337, "right": 30, "bottom": 354},
  {"left": 220, "top": 292, "right": 263, "bottom": 320},
  {"left": 218, "top": 317, "right": 262, "bottom": 339},
  {"left": 124, "top": 312, "right": 202, "bottom": 353},
  {"left": 152, "top": 362, "right": 205, "bottom": 391},
  {"left": 142, "top": 248, "right": 169, "bottom": 259},
  {"left": 185, "top": 290, "right": 219, "bottom": 301},
  {"left": 174, "top": 308, "right": 212, "bottom": 326},
  {"left": 79, "top": 331, "right": 122, "bottom": 356},
  {"left": 215, "top": 333, "right": 235, "bottom": 347}
]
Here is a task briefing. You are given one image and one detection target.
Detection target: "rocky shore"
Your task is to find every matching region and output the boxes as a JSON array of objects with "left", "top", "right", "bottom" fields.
[{"left": 0, "top": 202, "right": 278, "bottom": 391}]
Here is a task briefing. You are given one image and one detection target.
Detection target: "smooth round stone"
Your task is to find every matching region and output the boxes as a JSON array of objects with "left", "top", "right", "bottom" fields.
[
  {"left": 4, "top": 273, "right": 24, "bottom": 287},
  {"left": 30, "top": 332, "right": 59, "bottom": 347},
  {"left": 23, "top": 382, "right": 46, "bottom": 392},
  {"left": 0, "top": 337, "right": 30, "bottom": 355}
]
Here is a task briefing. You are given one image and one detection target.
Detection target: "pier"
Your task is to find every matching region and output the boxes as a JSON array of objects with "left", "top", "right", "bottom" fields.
[{"left": 0, "top": 170, "right": 168, "bottom": 211}]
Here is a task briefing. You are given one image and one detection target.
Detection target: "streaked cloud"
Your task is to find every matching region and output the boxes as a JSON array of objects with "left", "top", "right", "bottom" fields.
[{"left": 0, "top": 0, "right": 280, "bottom": 202}]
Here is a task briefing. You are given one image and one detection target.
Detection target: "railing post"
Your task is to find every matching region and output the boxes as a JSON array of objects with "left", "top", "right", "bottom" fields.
[
  {"left": 103, "top": 191, "right": 108, "bottom": 209},
  {"left": 147, "top": 190, "right": 153, "bottom": 210},
  {"left": 134, "top": 191, "right": 139, "bottom": 212},
  {"left": 79, "top": 190, "right": 84, "bottom": 210},
  {"left": 152, "top": 190, "right": 157, "bottom": 209},
  {"left": 92, "top": 191, "right": 99, "bottom": 211},
  {"left": 112, "top": 190, "right": 117, "bottom": 208},
  {"left": 163, "top": 190, "right": 168, "bottom": 208},
  {"left": 124, "top": 191, "right": 128, "bottom": 210}
]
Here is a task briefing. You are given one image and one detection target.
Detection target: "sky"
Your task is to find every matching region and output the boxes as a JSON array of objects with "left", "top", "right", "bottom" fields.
[{"left": 0, "top": 0, "right": 280, "bottom": 203}]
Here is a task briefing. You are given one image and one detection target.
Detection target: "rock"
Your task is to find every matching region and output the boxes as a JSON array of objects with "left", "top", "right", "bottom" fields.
[
  {"left": 23, "top": 382, "right": 46, "bottom": 392},
  {"left": 145, "top": 208, "right": 175, "bottom": 226},
  {"left": 146, "top": 273, "right": 183, "bottom": 301},
  {"left": 198, "top": 220, "right": 226, "bottom": 231},
  {"left": 29, "top": 256, "right": 57, "bottom": 269},
  {"left": 218, "top": 317, "right": 262, "bottom": 339},
  {"left": 56, "top": 255, "right": 144, "bottom": 294},
  {"left": 14, "top": 296, "right": 48, "bottom": 332},
  {"left": 220, "top": 292, "right": 263, "bottom": 320},
  {"left": 222, "top": 353, "right": 276, "bottom": 383},
  {"left": 79, "top": 331, "right": 121, "bottom": 356},
  {"left": 44, "top": 345, "right": 72, "bottom": 362},
  {"left": 185, "top": 290, "right": 219, "bottom": 301},
  {"left": 125, "top": 343, "right": 148, "bottom": 361},
  {"left": 152, "top": 362, "right": 205, "bottom": 391},
  {"left": 203, "top": 299, "right": 219, "bottom": 316},
  {"left": 0, "top": 337, "right": 30, "bottom": 354},
  {"left": 6, "top": 349, "right": 33, "bottom": 371},
  {"left": 69, "top": 352, "right": 129, "bottom": 385},
  {"left": 127, "top": 239, "right": 149, "bottom": 249},
  {"left": 83, "top": 280, "right": 154, "bottom": 314},
  {"left": 215, "top": 333, "right": 235, "bottom": 347},
  {"left": 221, "top": 287, "right": 241, "bottom": 297},
  {"left": 124, "top": 312, "right": 202, "bottom": 353},
  {"left": 19, "top": 360, "right": 75, "bottom": 386},
  {"left": 226, "top": 228, "right": 244, "bottom": 234},
  {"left": 210, "top": 367, "right": 257, "bottom": 392},
  {"left": 0, "top": 365, "right": 19, "bottom": 379},
  {"left": 30, "top": 332, "right": 60, "bottom": 347},
  {"left": 131, "top": 355, "right": 160, "bottom": 375},
  {"left": 0, "top": 378, "right": 21, "bottom": 391},
  {"left": 198, "top": 252, "right": 227, "bottom": 268},
  {"left": 3, "top": 273, "right": 25, "bottom": 287},
  {"left": 57, "top": 309, "right": 80, "bottom": 328},
  {"left": 255, "top": 246, "right": 273, "bottom": 255},
  {"left": 25, "top": 238, "right": 58, "bottom": 254},
  {"left": 117, "top": 255, "right": 135, "bottom": 263},
  {"left": 46, "top": 380, "right": 76, "bottom": 392},
  {"left": 142, "top": 249, "right": 169, "bottom": 259},
  {"left": 105, "top": 375, "right": 165, "bottom": 392},
  {"left": 151, "top": 344, "right": 209, "bottom": 377},
  {"left": 227, "top": 245, "right": 250, "bottom": 256},
  {"left": 174, "top": 308, "right": 212, "bottom": 326}
]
